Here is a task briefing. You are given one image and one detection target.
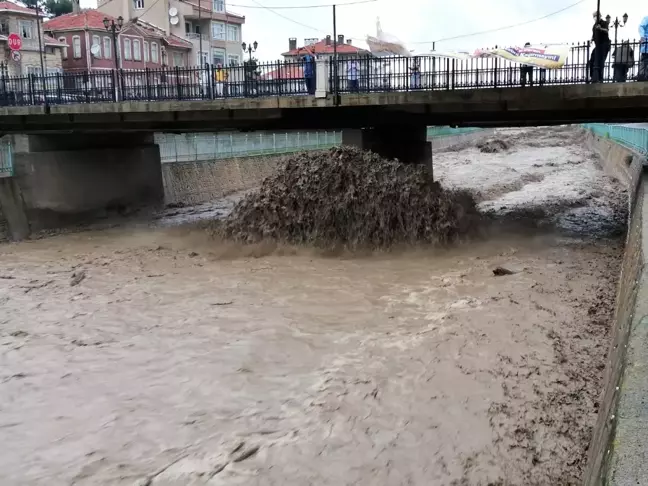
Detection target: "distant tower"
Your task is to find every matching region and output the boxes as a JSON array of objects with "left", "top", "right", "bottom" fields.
[{"left": 72, "top": 0, "right": 80, "bottom": 13}]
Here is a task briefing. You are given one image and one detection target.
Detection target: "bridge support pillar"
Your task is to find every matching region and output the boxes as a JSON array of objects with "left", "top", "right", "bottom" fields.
[
  {"left": 342, "top": 125, "right": 432, "bottom": 176},
  {"left": 0, "top": 133, "right": 163, "bottom": 239}
]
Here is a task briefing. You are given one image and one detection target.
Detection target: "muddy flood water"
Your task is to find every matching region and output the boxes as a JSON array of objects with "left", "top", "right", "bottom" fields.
[{"left": 0, "top": 127, "right": 626, "bottom": 485}]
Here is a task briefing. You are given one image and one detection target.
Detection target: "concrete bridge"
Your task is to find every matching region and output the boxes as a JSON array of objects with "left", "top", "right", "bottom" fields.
[{"left": 1, "top": 81, "right": 648, "bottom": 241}]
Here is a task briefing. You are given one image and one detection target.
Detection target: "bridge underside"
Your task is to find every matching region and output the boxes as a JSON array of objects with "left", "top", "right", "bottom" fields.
[{"left": 1, "top": 83, "right": 648, "bottom": 134}]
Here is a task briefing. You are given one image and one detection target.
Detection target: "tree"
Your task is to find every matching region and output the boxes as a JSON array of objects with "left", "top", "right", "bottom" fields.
[
  {"left": 24, "top": 0, "right": 74, "bottom": 17},
  {"left": 43, "top": 0, "right": 74, "bottom": 17}
]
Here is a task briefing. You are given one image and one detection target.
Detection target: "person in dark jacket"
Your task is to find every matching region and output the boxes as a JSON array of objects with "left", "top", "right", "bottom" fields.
[
  {"left": 590, "top": 12, "right": 611, "bottom": 83},
  {"left": 520, "top": 42, "right": 534, "bottom": 87},
  {"left": 612, "top": 41, "right": 634, "bottom": 82},
  {"left": 303, "top": 47, "right": 316, "bottom": 95}
]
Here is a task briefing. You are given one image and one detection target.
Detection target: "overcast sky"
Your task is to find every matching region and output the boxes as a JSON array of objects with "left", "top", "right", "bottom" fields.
[{"left": 79, "top": 0, "right": 648, "bottom": 60}]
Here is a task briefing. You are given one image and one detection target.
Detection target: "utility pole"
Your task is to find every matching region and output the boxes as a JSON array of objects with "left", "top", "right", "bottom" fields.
[{"left": 332, "top": 4, "right": 338, "bottom": 103}]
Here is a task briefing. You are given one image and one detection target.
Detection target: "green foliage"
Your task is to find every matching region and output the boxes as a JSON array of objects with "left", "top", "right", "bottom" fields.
[{"left": 24, "top": 0, "right": 74, "bottom": 17}]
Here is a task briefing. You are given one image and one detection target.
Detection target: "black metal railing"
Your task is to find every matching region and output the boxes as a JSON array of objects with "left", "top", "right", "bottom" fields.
[{"left": 0, "top": 40, "right": 647, "bottom": 107}]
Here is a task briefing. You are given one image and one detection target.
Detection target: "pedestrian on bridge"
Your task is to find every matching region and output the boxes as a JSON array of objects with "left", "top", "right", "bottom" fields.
[
  {"left": 520, "top": 42, "right": 534, "bottom": 87},
  {"left": 214, "top": 64, "right": 228, "bottom": 97},
  {"left": 612, "top": 41, "right": 634, "bottom": 82},
  {"left": 347, "top": 59, "right": 360, "bottom": 92},
  {"left": 590, "top": 11, "right": 611, "bottom": 83},
  {"left": 639, "top": 15, "right": 648, "bottom": 81},
  {"left": 303, "top": 46, "right": 316, "bottom": 95}
]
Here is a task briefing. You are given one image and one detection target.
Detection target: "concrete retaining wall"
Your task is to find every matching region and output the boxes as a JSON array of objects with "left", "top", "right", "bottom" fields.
[
  {"left": 432, "top": 128, "right": 495, "bottom": 151},
  {"left": 582, "top": 132, "right": 646, "bottom": 486},
  {"left": 161, "top": 154, "right": 283, "bottom": 206}
]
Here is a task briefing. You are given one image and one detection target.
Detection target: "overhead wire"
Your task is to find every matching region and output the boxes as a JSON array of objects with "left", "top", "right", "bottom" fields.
[
  {"left": 414, "top": 0, "right": 589, "bottom": 44},
  {"left": 227, "top": 0, "right": 376, "bottom": 8}
]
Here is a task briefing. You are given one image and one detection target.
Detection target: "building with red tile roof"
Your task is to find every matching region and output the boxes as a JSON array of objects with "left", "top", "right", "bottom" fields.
[
  {"left": 0, "top": 1, "right": 65, "bottom": 76},
  {"left": 45, "top": 9, "right": 192, "bottom": 74},
  {"left": 282, "top": 35, "right": 370, "bottom": 60}
]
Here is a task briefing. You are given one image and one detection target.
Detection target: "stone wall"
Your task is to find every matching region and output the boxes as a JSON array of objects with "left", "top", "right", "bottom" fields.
[{"left": 582, "top": 131, "right": 646, "bottom": 486}]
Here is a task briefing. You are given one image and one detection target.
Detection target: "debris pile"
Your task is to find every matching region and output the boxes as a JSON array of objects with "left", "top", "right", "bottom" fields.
[
  {"left": 477, "top": 139, "right": 510, "bottom": 153},
  {"left": 223, "top": 146, "right": 479, "bottom": 249}
]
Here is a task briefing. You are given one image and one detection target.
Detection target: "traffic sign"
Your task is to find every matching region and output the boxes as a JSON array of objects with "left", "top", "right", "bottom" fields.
[
  {"left": 8, "top": 33, "right": 22, "bottom": 51},
  {"left": 10, "top": 50, "right": 21, "bottom": 62}
]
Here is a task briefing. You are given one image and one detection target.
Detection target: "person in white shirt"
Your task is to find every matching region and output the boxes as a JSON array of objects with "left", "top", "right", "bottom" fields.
[{"left": 347, "top": 59, "right": 360, "bottom": 92}]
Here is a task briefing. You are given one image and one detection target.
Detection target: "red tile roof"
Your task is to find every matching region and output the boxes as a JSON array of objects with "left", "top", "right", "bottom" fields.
[
  {"left": 282, "top": 39, "right": 369, "bottom": 57},
  {"left": 164, "top": 34, "right": 192, "bottom": 50},
  {"left": 0, "top": 1, "right": 41, "bottom": 15},
  {"left": 44, "top": 9, "right": 114, "bottom": 31}
]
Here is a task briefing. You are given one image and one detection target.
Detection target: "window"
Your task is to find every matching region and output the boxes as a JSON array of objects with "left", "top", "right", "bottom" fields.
[
  {"left": 227, "top": 25, "right": 239, "bottom": 42},
  {"left": 227, "top": 54, "right": 239, "bottom": 66},
  {"left": 92, "top": 35, "right": 101, "bottom": 57},
  {"left": 59, "top": 37, "right": 67, "bottom": 59},
  {"left": 143, "top": 41, "right": 149, "bottom": 62},
  {"left": 72, "top": 35, "right": 81, "bottom": 58},
  {"left": 151, "top": 42, "right": 158, "bottom": 63},
  {"left": 133, "top": 39, "right": 141, "bottom": 60},
  {"left": 0, "top": 21, "right": 9, "bottom": 35},
  {"left": 46, "top": 67, "right": 61, "bottom": 75},
  {"left": 184, "top": 21, "right": 191, "bottom": 34},
  {"left": 103, "top": 37, "right": 111, "bottom": 59},
  {"left": 134, "top": 0, "right": 144, "bottom": 8},
  {"left": 213, "top": 0, "right": 224, "bottom": 12},
  {"left": 124, "top": 38, "right": 132, "bottom": 60},
  {"left": 172, "top": 52, "right": 183, "bottom": 67},
  {"left": 19, "top": 20, "right": 33, "bottom": 39},
  {"left": 211, "top": 21, "right": 225, "bottom": 40},
  {"left": 212, "top": 48, "right": 225, "bottom": 66},
  {"left": 197, "top": 51, "right": 208, "bottom": 66},
  {"left": 26, "top": 66, "right": 42, "bottom": 76}
]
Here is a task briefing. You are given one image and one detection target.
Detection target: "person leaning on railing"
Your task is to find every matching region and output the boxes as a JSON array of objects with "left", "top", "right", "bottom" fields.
[
  {"left": 639, "top": 15, "right": 648, "bottom": 81},
  {"left": 612, "top": 41, "right": 634, "bottom": 82}
]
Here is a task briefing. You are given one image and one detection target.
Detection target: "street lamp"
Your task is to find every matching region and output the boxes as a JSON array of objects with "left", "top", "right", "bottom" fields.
[
  {"left": 241, "top": 41, "right": 258, "bottom": 62},
  {"left": 607, "top": 13, "right": 628, "bottom": 45},
  {"left": 103, "top": 16, "right": 124, "bottom": 71}
]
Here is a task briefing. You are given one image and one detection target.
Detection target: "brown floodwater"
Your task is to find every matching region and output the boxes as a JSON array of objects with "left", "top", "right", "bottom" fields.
[{"left": 0, "top": 228, "right": 620, "bottom": 485}]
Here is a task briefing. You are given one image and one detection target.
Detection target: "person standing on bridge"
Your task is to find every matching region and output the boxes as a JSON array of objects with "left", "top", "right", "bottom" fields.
[
  {"left": 214, "top": 64, "right": 228, "bottom": 97},
  {"left": 303, "top": 47, "right": 316, "bottom": 95},
  {"left": 590, "top": 11, "right": 611, "bottom": 83},
  {"left": 639, "top": 15, "right": 648, "bottom": 81},
  {"left": 520, "top": 42, "right": 534, "bottom": 87},
  {"left": 347, "top": 59, "right": 360, "bottom": 92},
  {"left": 612, "top": 41, "right": 634, "bottom": 82}
]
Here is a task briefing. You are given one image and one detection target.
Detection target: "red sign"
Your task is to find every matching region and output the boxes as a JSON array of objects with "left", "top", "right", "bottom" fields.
[{"left": 8, "top": 33, "right": 22, "bottom": 51}]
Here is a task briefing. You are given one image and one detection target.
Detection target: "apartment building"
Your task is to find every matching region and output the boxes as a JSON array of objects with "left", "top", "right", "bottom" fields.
[
  {"left": 0, "top": 1, "right": 66, "bottom": 77},
  {"left": 97, "top": 0, "right": 244, "bottom": 67},
  {"left": 45, "top": 10, "right": 192, "bottom": 73}
]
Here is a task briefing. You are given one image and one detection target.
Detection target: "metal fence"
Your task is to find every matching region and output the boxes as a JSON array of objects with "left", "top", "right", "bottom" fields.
[
  {"left": 157, "top": 127, "right": 483, "bottom": 163},
  {"left": 157, "top": 131, "right": 342, "bottom": 163},
  {"left": 0, "top": 39, "right": 647, "bottom": 106},
  {"left": 0, "top": 140, "right": 12, "bottom": 177},
  {"left": 583, "top": 123, "right": 648, "bottom": 156}
]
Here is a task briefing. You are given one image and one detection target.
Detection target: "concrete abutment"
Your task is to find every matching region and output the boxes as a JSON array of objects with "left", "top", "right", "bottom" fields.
[
  {"left": 0, "top": 133, "right": 163, "bottom": 239},
  {"left": 342, "top": 125, "right": 433, "bottom": 175}
]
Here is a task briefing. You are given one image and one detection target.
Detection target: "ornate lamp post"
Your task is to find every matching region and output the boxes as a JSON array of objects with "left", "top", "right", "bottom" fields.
[
  {"left": 242, "top": 41, "right": 257, "bottom": 62},
  {"left": 241, "top": 41, "right": 257, "bottom": 97},
  {"left": 103, "top": 16, "right": 124, "bottom": 71},
  {"left": 607, "top": 13, "right": 628, "bottom": 45},
  {"left": 103, "top": 16, "right": 123, "bottom": 100}
]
